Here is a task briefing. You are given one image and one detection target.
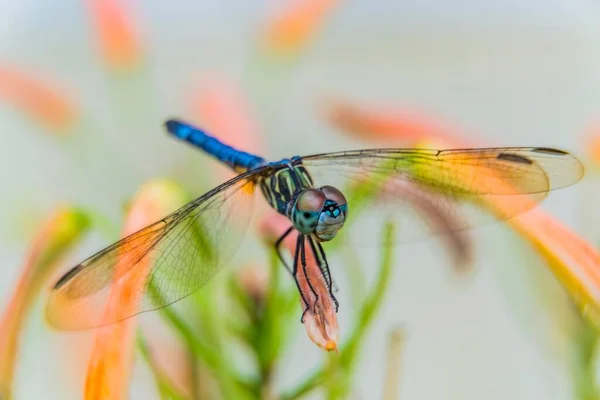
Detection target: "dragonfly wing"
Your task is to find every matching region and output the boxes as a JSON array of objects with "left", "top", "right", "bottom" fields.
[
  {"left": 46, "top": 169, "right": 261, "bottom": 330},
  {"left": 300, "top": 147, "right": 583, "bottom": 244}
]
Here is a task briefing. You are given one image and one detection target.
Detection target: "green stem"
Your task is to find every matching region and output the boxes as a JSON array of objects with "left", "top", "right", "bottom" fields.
[
  {"left": 259, "top": 250, "right": 283, "bottom": 399},
  {"left": 573, "top": 315, "right": 600, "bottom": 400}
]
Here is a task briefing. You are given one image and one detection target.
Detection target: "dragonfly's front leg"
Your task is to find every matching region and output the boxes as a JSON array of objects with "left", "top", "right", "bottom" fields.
[
  {"left": 308, "top": 236, "right": 339, "bottom": 312},
  {"left": 299, "top": 236, "right": 323, "bottom": 316},
  {"left": 274, "top": 226, "right": 294, "bottom": 275},
  {"left": 293, "top": 233, "right": 312, "bottom": 322}
]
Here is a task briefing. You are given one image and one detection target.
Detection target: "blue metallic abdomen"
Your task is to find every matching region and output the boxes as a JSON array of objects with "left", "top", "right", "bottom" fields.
[{"left": 165, "top": 119, "right": 266, "bottom": 172}]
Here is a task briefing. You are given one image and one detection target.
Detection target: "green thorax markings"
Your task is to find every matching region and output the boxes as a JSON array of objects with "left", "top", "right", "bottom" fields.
[{"left": 259, "top": 163, "right": 313, "bottom": 216}]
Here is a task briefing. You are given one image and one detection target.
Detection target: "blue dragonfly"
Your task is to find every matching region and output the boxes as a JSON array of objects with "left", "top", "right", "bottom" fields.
[{"left": 46, "top": 119, "right": 584, "bottom": 330}]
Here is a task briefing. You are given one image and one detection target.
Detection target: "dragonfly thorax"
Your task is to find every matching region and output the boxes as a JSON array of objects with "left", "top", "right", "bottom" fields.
[{"left": 291, "top": 186, "right": 349, "bottom": 241}]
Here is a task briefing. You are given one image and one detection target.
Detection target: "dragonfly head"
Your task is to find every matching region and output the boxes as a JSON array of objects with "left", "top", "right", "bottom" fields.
[{"left": 291, "top": 186, "right": 348, "bottom": 241}]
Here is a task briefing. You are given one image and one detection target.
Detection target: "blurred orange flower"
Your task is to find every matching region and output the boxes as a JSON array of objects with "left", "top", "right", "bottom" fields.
[
  {"left": 84, "top": 180, "right": 188, "bottom": 400},
  {"left": 325, "top": 100, "right": 600, "bottom": 324},
  {"left": 584, "top": 127, "right": 600, "bottom": 168},
  {"left": 0, "top": 66, "right": 76, "bottom": 132},
  {"left": 259, "top": 213, "right": 339, "bottom": 352},
  {"left": 236, "top": 265, "right": 269, "bottom": 307},
  {"left": 262, "top": 0, "right": 341, "bottom": 54},
  {"left": 326, "top": 100, "right": 460, "bottom": 144},
  {"left": 371, "top": 178, "right": 473, "bottom": 269},
  {"left": 86, "top": 0, "right": 141, "bottom": 70},
  {"left": 0, "top": 207, "right": 89, "bottom": 399},
  {"left": 189, "top": 78, "right": 262, "bottom": 181}
]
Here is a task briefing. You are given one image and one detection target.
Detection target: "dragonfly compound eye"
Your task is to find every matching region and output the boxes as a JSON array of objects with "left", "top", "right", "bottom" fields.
[
  {"left": 321, "top": 185, "right": 347, "bottom": 207},
  {"left": 292, "top": 189, "right": 327, "bottom": 234},
  {"left": 314, "top": 186, "right": 348, "bottom": 242}
]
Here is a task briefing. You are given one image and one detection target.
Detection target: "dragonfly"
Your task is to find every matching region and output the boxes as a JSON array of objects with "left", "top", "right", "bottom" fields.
[{"left": 46, "top": 119, "right": 584, "bottom": 330}]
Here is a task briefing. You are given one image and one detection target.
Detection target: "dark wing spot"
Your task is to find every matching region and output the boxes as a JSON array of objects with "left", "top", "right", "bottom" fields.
[
  {"left": 497, "top": 153, "right": 533, "bottom": 165},
  {"left": 531, "top": 147, "right": 568, "bottom": 156},
  {"left": 53, "top": 264, "right": 83, "bottom": 290}
]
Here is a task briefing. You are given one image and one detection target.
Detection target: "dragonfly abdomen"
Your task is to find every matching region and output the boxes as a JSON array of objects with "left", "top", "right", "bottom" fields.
[{"left": 165, "top": 119, "right": 266, "bottom": 172}]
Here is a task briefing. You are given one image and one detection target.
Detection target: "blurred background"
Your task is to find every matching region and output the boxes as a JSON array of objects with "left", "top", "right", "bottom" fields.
[{"left": 2, "top": 0, "right": 600, "bottom": 399}]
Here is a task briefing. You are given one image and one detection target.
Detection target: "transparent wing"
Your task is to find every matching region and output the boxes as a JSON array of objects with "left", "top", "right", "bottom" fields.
[
  {"left": 300, "top": 147, "right": 583, "bottom": 245},
  {"left": 46, "top": 169, "right": 262, "bottom": 330}
]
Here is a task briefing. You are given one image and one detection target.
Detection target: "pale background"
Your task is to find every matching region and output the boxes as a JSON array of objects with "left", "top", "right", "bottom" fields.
[{"left": 1, "top": 0, "right": 600, "bottom": 399}]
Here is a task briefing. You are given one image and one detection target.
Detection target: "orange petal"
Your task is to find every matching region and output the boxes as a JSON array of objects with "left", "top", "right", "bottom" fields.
[
  {"left": 86, "top": 0, "right": 141, "bottom": 70},
  {"left": 258, "top": 213, "right": 339, "bottom": 351},
  {"left": 297, "top": 245, "right": 340, "bottom": 352},
  {"left": 84, "top": 180, "right": 188, "bottom": 400},
  {"left": 262, "top": 0, "right": 341, "bottom": 54},
  {"left": 0, "top": 66, "right": 76, "bottom": 132},
  {"left": 584, "top": 127, "right": 600, "bottom": 167},
  {"left": 327, "top": 101, "right": 600, "bottom": 323},
  {"left": 0, "top": 207, "right": 89, "bottom": 398},
  {"left": 325, "top": 100, "right": 462, "bottom": 145},
  {"left": 510, "top": 209, "right": 600, "bottom": 322}
]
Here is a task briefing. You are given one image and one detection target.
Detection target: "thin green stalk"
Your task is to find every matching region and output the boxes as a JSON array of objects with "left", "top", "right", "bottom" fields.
[
  {"left": 258, "top": 250, "right": 284, "bottom": 399},
  {"left": 573, "top": 315, "right": 599, "bottom": 400}
]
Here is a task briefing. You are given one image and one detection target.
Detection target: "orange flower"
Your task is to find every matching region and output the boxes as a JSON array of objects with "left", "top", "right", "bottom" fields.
[
  {"left": 0, "top": 207, "right": 89, "bottom": 399},
  {"left": 259, "top": 213, "right": 339, "bottom": 351},
  {"left": 86, "top": 0, "right": 141, "bottom": 70},
  {"left": 262, "top": 0, "right": 341, "bottom": 54},
  {"left": 584, "top": 126, "right": 600, "bottom": 168},
  {"left": 0, "top": 66, "right": 76, "bottom": 132},
  {"left": 326, "top": 100, "right": 600, "bottom": 324},
  {"left": 84, "top": 180, "right": 188, "bottom": 400},
  {"left": 326, "top": 100, "right": 461, "bottom": 144}
]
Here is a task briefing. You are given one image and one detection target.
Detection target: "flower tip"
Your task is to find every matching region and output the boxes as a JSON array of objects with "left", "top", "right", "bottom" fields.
[
  {"left": 261, "top": 0, "right": 340, "bottom": 55},
  {"left": 88, "top": 0, "right": 142, "bottom": 70},
  {"left": 325, "top": 340, "right": 338, "bottom": 353},
  {"left": 303, "top": 309, "right": 340, "bottom": 352}
]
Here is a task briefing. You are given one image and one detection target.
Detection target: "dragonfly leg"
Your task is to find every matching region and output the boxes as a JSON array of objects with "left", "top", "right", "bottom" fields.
[
  {"left": 293, "top": 233, "right": 311, "bottom": 322},
  {"left": 299, "top": 236, "right": 321, "bottom": 314},
  {"left": 274, "top": 226, "right": 294, "bottom": 275},
  {"left": 309, "top": 236, "right": 339, "bottom": 312}
]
